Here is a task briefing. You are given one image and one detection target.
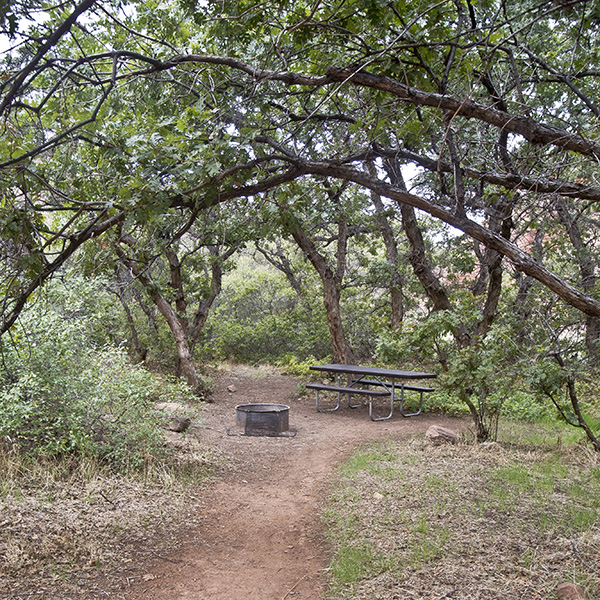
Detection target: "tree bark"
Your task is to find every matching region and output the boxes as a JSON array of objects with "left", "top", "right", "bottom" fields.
[
  {"left": 144, "top": 286, "right": 201, "bottom": 392},
  {"left": 114, "top": 236, "right": 203, "bottom": 393},
  {"left": 554, "top": 198, "right": 600, "bottom": 361},
  {"left": 289, "top": 220, "right": 355, "bottom": 364}
]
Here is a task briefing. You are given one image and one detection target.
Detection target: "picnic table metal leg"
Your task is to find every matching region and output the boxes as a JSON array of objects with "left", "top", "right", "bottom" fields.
[
  {"left": 369, "top": 378, "right": 395, "bottom": 421},
  {"left": 399, "top": 386, "right": 424, "bottom": 417},
  {"left": 346, "top": 373, "right": 362, "bottom": 408},
  {"left": 315, "top": 387, "right": 341, "bottom": 412}
]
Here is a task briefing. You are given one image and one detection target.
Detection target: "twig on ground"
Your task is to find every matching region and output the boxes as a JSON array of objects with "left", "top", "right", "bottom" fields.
[
  {"left": 282, "top": 573, "right": 309, "bottom": 599},
  {"left": 147, "top": 549, "right": 183, "bottom": 564},
  {"left": 99, "top": 491, "right": 118, "bottom": 508},
  {"left": 571, "top": 537, "right": 600, "bottom": 576}
]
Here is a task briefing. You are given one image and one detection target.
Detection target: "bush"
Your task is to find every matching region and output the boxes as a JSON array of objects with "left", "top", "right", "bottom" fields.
[
  {"left": 205, "top": 258, "right": 331, "bottom": 363},
  {"left": 0, "top": 279, "right": 200, "bottom": 471}
]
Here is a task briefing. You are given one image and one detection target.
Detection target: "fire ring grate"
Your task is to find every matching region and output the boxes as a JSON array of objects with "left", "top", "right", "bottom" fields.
[{"left": 227, "top": 403, "right": 297, "bottom": 437}]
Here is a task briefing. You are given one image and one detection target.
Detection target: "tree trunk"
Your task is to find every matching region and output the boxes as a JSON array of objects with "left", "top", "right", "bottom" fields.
[
  {"left": 289, "top": 220, "right": 355, "bottom": 364},
  {"left": 476, "top": 191, "right": 513, "bottom": 339},
  {"left": 146, "top": 288, "right": 202, "bottom": 392},
  {"left": 321, "top": 274, "right": 353, "bottom": 364},
  {"left": 399, "top": 202, "right": 472, "bottom": 346},
  {"left": 189, "top": 246, "right": 236, "bottom": 351},
  {"left": 114, "top": 237, "right": 203, "bottom": 394},
  {"left": 555, "top": 198, "right": 600, "bottom": 361},
  {"left": 166, "top": 248, "right": 189, "bottom": 333},
  {"left": 461, "top": 390, "right": 490, "bottom": 443},
  {"left": 369, "top": 181, "right": 404, "bottom": 328}
]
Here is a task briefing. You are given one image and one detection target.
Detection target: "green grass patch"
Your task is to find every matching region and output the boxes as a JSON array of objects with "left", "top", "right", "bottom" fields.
[
  {"left": 338, "top": 442, "right": 398, "bottom": 477},
  {"left": 497, "top": 419, "right": 591, "bottom": 449}
]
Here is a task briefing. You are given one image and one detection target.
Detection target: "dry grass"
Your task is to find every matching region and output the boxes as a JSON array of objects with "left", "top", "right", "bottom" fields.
[
  {"left": 323, "top": 436, "right": 600, "bottom": 600},
  {"left": 0, "top": 431, "right": 226, "bottom": 600},
  {"left": 214, "top": 361, "right": 284, "bottom": 378}
]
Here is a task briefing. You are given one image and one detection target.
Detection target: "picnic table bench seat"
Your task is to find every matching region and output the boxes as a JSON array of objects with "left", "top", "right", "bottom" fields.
[
  {"left": 353, "top": 379, "right": 435, "bottom": 393},
  {"left": 305, "top": 383, "right": 391, "bottom": 396},
  {"left": 306, "top": 382, "right": 390, "bottom": 413}
]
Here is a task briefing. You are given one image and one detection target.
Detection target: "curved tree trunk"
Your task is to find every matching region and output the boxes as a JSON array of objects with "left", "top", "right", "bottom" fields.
[
  {"left": 146, "top": 289, "right": 201, "bottom": 392},
  {"left": 399, "top": 202, "right": 472, "bottom": 347},
  {"left": 114, "top": 237, "right": 202, "bottom": 394},
  {"left": 289, "top": 220, "right": 356, "bottom": 364}
]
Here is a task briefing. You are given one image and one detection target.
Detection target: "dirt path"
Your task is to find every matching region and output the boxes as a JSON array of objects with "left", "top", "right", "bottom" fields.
[{"left": 124, "top": 366, "right": 463, "bottom": 600}]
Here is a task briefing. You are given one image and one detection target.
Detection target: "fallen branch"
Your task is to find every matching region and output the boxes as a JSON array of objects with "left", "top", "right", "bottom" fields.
[
  {"left": 571, "top": 537, "right": 600, "bottom": 576},
  {"left": 146, "top": 549, "right": 183, "bottom": 564},
  {"left": 281, "top": 573, "right": 309, "bottom": 600}
]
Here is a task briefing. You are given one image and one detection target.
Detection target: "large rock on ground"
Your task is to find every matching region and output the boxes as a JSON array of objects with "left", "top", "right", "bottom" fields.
[
  {"left": 556, "top": 583, "right": 587, "bottom": 600},
  {"left": 166, "top": 416, "right": 192, "bottom": 433},
  {"left": 425, "top": 425, "right": 459, "bottom": 445},
  {"left": 155, "top": 403, "right": 192, "bottom": 433}
]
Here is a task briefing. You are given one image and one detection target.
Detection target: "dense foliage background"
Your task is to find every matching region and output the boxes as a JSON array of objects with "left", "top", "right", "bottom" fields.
[{"left": 0, "top": 0, "right": 599, "bottom": 459}]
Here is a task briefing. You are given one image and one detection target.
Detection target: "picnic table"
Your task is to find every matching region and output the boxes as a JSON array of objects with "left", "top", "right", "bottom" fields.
[{"left": 307, "top": 363, "right": 436, "bottom": 421}]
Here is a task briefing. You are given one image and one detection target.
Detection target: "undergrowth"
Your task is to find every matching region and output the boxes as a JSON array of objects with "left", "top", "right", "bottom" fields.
[
  {"left": 0, "top": 437, "right": 225, "bottom": 600},
  {"left": 323, "top": 432, "right": 600, "bottom": 600}
]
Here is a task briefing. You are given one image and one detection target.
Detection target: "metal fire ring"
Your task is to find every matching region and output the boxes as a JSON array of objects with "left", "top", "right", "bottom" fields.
[{"left": 226, "top": 403, "right": 297, "bottom": 437}]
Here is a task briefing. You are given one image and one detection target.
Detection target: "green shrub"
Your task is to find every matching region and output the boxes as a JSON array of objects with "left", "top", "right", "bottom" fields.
[
  {"left": 0, "top": 342, "right": 201, "bottom": 470},
  {"left": 274, "top": 354, "right": 318, "bottom": 377},
  {"left": 207, "top": 278, "right": 331, "bottom": 363},
  {"left": 0, "top": 279, "right": 200, "bottom": 471}
]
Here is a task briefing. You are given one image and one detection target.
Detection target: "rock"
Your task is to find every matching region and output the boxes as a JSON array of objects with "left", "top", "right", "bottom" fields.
[
  {"left": 227, "top": 384, "right": 237, "bottom": 393},
  {"left": 166, "top": 416, "right": 191, "bottom": 433},
  {"left": 425, "top": 425, "right": 459, "bottom": 445},
  {"left": 480, "top": 441, "right": 502, "bottom": 450},
  {"left": 373, "top": 492, "right": 384, "bottom": 500},
  {"left": 556, "top": 583, "right": 587, "bottom": 600},
  {"left": 155, "top": 402, "right": 187, "bottom": 413}
]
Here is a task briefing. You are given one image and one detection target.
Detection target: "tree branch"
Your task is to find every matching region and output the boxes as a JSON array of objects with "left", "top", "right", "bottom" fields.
[
  {"left": 287, "top": 159, "right": 600, "bottom": 318},
  {"left": 0, "top": 0, "right": 99, "bottom": 115}
]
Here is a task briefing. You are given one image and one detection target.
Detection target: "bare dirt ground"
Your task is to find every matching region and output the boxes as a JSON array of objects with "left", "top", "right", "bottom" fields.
[{"left": 123, "top": 365, "right": 464, "bottom": 600}]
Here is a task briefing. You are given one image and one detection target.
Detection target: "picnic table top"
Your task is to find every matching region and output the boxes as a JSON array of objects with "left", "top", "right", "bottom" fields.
[{"left": 309, "top": 363, "right": 436, "bottom": 380}]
